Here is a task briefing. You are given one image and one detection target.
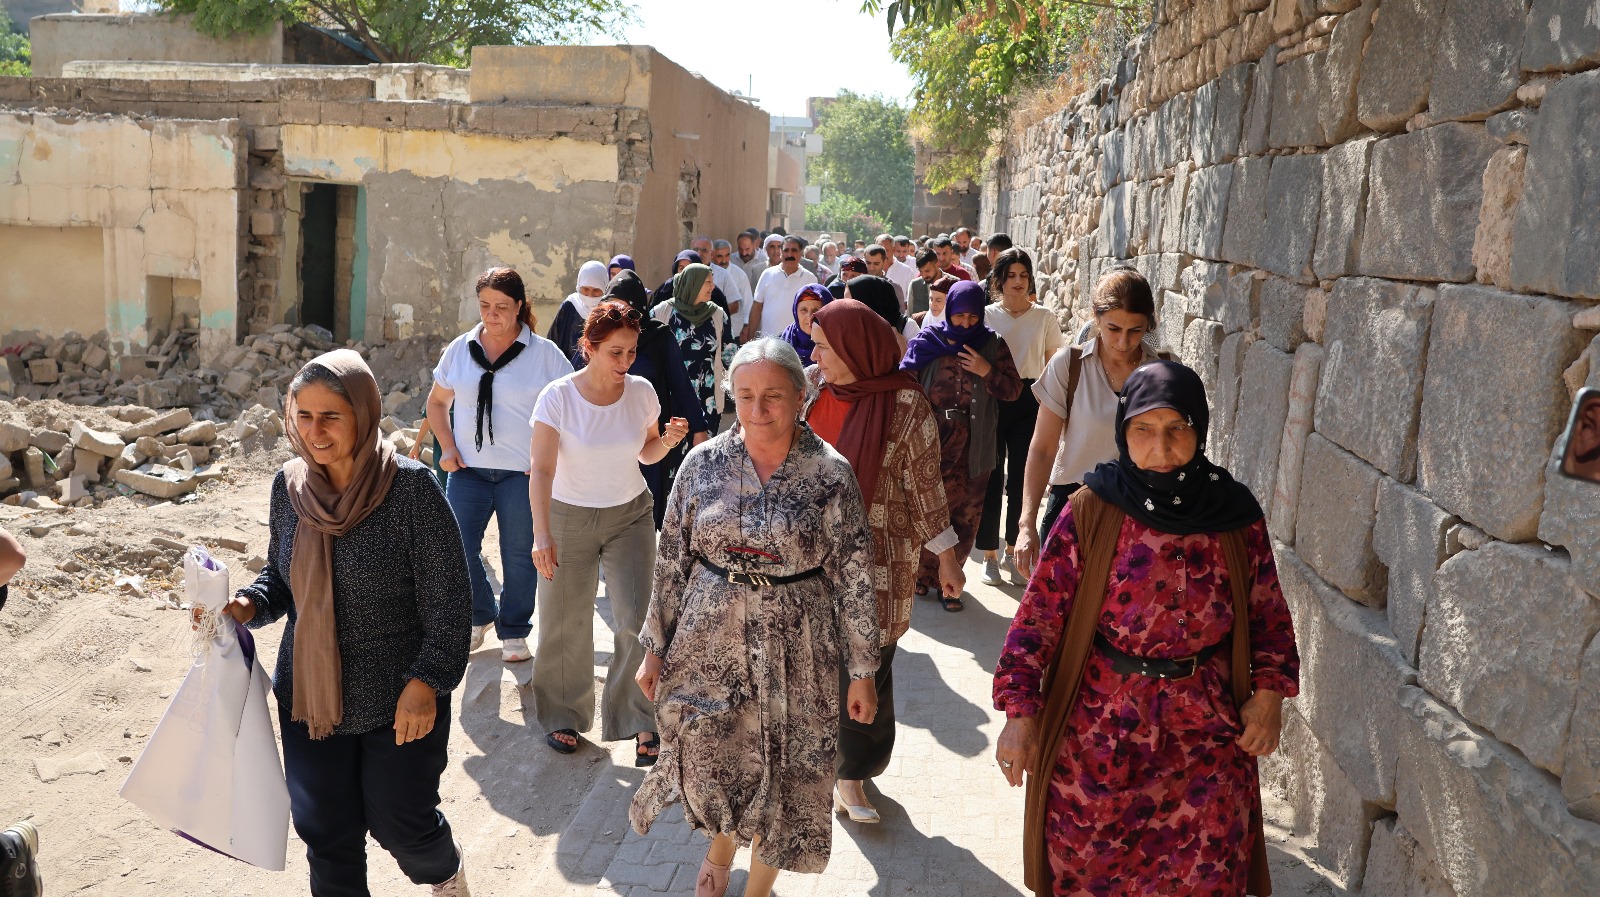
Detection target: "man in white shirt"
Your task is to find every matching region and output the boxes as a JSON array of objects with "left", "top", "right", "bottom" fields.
[
  {"left": 690, "top": 233, "right": 714, "bottom": 261},
  {"left": 954, "top": 227, "right": 980, "bottom": 269},
  {"left": 736, "top": 230, "right": 765, "bottom": 290},
  {"left": 711, "top": 239, "right": 754, "bottom": 337},
  {"left": 863, "top": 245, "right": 909, "bottom": 311},
  {"left": 744, "top": 235, "right": 818, "bottom": 341}
]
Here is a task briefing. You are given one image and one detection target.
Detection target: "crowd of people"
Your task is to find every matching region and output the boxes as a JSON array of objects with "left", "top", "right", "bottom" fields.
[{"left": 0, "top": 226, "right": 1301, "bottom": 897}]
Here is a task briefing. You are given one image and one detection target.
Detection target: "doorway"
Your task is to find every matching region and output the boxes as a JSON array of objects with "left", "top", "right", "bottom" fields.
[{"left": 296, "top": 183, "right": 361, "bottom": 343}]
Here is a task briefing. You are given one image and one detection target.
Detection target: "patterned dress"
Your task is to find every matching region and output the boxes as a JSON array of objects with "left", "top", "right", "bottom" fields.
[
  {"left": 630, "top": 425, "right": 881, "bottom": 874},
  {"left": 651, "top": 301, "right": 730, "bottom": 431},
  {"left": 993, "top": 507, "right": 1299, "bottom": 897},
  {"left": 915, "top": 345, "right": 1023, "bottom": 592}
]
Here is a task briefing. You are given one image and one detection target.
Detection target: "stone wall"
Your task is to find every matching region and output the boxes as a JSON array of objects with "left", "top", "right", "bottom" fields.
[
  {"left": 912, "top": 142, "right": 982, "bottom": 238},
  {"left": 987, "top": 1, "right": 1600, "bottom": 893}
]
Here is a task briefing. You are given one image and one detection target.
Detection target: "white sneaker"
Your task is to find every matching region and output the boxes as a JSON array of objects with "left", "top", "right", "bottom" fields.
[
  {"left": 501, "top": 637, "right": 531, "bottom": 663},
  {"left": 1005, "top": 552, "right": 1026, "bottom": 586},
  {"left": 469, "top": 623, "right": 492, "bottom": 652},
  {"left": 431, "top": 841, "right": 469, "bottom": 897},
  {"left": 981, "top": 557, "right": 1003, "bottom": 586}
]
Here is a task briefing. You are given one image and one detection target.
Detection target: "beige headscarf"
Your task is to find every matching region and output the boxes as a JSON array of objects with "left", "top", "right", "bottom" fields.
[{"left": 282, "top": 349, "right": 399, "bottom": 738}]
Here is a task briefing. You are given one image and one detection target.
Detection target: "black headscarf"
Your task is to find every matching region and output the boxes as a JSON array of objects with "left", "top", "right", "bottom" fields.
[
  {"left": 605, "top": 269, "right": 651, "bottom": 316},
  {"left": 1083, "top": 360, "right": 1263, "bottom": 535},
  {"left": 845, "top": 275, "right": 905, "bottom": 333}
]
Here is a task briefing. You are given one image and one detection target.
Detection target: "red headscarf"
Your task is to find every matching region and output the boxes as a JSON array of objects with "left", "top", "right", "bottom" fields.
[{"left": 811, "top": 299, "right": 924, "bottom": 504}]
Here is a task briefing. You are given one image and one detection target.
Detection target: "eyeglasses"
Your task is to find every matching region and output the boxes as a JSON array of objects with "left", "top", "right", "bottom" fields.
[{"left": 597, "top": 305, "right": 642, "bottom": 324}]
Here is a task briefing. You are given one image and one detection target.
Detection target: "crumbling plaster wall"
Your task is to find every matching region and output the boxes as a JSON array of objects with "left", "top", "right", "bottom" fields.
[
  {"left": 987, "top": 0, "right": 1600, "bottom": 894},
  {"left": 0, "top": 110, "right": 244, "bottom": 362}
]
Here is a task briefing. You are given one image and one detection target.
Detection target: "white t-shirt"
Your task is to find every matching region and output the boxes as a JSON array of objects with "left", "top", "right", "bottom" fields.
[
  {"left": 752, "top": 265, "right": 819, "bottom": 337},
  {"left": 1033, "top": 338, "right": 1161, "bottom": 485},
  {"left": 985, "top": 303, "right": 1065, "bottom": 380},
  {"left": 432, "top": 323, "right": 573, "bottom": 472},
  {"left": 887, "top": 258, "right": 918, "bottom": 297},
  {"left": 714, "top": 262, "right": 754, "bottom": 333},
  {"left": 531, "top": 373, "right": 659, "bottom": 508}
]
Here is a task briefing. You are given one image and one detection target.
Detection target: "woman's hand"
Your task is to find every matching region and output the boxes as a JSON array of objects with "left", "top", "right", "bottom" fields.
[
  {"left": 191, "top": 594, "right": 256, "bottom": 630},
  {"left": 995, "top": 715, "right": 1039, "bottom": 787},
  {"left": 531, "top": 532, "right": 559, "bottom": 581},
  {"left": 937, "top": 550, "right": 966, "bottom": 598},
  {"left": 846, "top": 676, "right": 878, "bottom": 724},
  {"left": 1238, "top": 689, "right": 1285, "bottom": 757},
  {"left": 1014, "top": 524, "right": 1040, "bottom": 580},
  {"left": 406, "top": 440, "right": 423, "bottom": 461},
  {"left": 636, "top": 652, "right": 664, "bottom": 702},
  {"left": 957, "top": 345, "right": 993, "bottom": 378},
  {"left": 662, "top": 417, "right": 690, "bottom": 448},
  {"left": 393, "top": 679, "right": 438, "bottom": 746},
  {"left": 439, "top": 450, "right": 464, "bottom": 473}
]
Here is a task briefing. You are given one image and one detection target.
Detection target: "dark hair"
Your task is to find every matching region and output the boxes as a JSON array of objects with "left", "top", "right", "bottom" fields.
[
  {"left": 864, "top": 245, "right": 888, "bottom": 261},
  {"left": 783, "top": 235, "right": 806, "bottom": 250},
  {"left": 476, "top": 267, "right": 536, "bottom": 331},
  {"left": 931, "top": 237, "right": 955, "bottom": 251},
  {"left": 915, "top": 248, "right": 939, "bottom": 269},
  {"left": 894, "top": 236, "right": 913, "bottom": 247},
  {"left": 289, "top": 361, "right": 351, "bottom": 403},
  {"left": 987, "top": 248, "right": 1035, "bottom": 301},
  {"left": 579, "top": 299, "right": 643, "bottom": 360},
  {"left": 844, "top": 275, "right": 904, "bottom": 332},
  {"left": 955, "top": 227, "right": 972, "bottom": 237},
  {"left": 1093, "top": 267, "right": 1156, "bottom": 325},
  {"left": 986, "top": 233, "right": 1013, "bottom": 251}
]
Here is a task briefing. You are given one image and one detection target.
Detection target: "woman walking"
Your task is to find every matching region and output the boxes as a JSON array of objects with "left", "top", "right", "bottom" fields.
[
  {"left": 993, "top": 361, "right": 1299, "bottom": 897},
  {"left": 898, "top": 280, "right": 1023, "bottom": 611},
  {"left": 427, "top": 267, "right": 572, "bottom": 662},
  {"left": 530, "top": 300, "right": 690, "bottom": 763},
  {"left": 546, "top": 260, "right": 610, "bottom": 359},
  {"left": 631, "top": 338, "right": 880, "bottom": 897},
  {"left": 977, "top": 249, "right": 1064, "bottom": 586},
  {"left": 223, "top": 350, "right": 473, "bottom": 897},
  {"left": 805, "top": 300, "right": 964, "bottom": 823},
  {"left": 777, "top": 283, "right": 832, "bottom": 366},
  {"left": 1014, "top": 268, "right": 1163, "bottom": 578},
  {"left": 651, "top": 262, "right": 732, "bottom": 434}
]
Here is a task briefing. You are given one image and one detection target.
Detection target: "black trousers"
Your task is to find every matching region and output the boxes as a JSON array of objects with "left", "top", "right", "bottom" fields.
[
  {"left": 279, "top": 696, "right": 458, "bottom": 897},
  {"left": 837, "top": 642, "right": 899, "bottom": 780},
  {"left": 977, "top": 383, "right": 1039, "bottom": 552},
  {"left": 1039, "top": 482, "right": 1081, "bottom": 544}
]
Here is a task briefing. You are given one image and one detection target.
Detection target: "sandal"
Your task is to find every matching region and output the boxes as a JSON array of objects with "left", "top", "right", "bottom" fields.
[
  {"left": 545, "top": 728, "right": 579, "bottom": 754},
  {"left": 636, "top": 733, "right": 660, "bottom": 767},
  {"left": 938, "top": 595, "right": 965, "bottom": 613}
]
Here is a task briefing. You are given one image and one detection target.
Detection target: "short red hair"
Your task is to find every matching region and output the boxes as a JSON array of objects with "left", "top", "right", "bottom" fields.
[{"left": 579, "top": 300, "right": 643, "bottom": 359}]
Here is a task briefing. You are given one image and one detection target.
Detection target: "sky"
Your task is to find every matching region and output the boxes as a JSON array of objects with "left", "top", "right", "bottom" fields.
[{"left": 581, "top": 0, "right": 916, "bottom": 119}]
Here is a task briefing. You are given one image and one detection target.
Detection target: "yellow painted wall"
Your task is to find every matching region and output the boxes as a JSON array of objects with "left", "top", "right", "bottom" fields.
[
  {"left": 279, "top": 125, "right": 619, "bottom": 187},
  {"left": 0, "top": 225, "right": 107, "bottom": 334}
]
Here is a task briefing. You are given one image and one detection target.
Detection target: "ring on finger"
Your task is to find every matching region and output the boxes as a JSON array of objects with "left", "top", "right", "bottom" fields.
[{"left": 998, "top": 759, "right": 1014, "bottom": 769}]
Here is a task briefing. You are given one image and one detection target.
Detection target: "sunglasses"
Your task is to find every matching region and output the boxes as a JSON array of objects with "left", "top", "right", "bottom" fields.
[{"left": 597, "top": 305, "right": 643, "bottom": 323}]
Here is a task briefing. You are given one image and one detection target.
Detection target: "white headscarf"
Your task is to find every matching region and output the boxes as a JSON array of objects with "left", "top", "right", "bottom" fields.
[{"left": 566, "top": 260, "right": 609, "bottom": 317}]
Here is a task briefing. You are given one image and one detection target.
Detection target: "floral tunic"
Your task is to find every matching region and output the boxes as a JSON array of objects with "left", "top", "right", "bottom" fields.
[
  {"left": 630, "top": 424, "right": 880, "bottom": 874},
  {"left": 993, "top": 507, "right": 1299, "bottom": 897},
  {"left": 652, "top": 301, "right": 733, "bottom": 426}
]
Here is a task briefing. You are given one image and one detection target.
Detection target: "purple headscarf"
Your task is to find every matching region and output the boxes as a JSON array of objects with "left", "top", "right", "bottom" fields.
[
  {"left": 899, "top": 280, "right": 994, "bottom": 371},
  {"left": 779, "top": 283, "right": 833, "bottom": 366},
  {"left": 608, "top": 254, "right": 635, "bottom": 273}
]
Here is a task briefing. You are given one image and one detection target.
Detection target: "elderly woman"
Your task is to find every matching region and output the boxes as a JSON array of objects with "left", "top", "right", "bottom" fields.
[
  {"left": 530, "top": 301, "right": 690, "bottom": 762},
  {"left": 777, "top": 283, "right": 832, "bottom": 366},
  {"left": 899, "top": 280, "right": 1023, "bottom": 611},
  {"left": 215, "top": 350, "right": 473, "bottom": 897},
  {"left": 547, "top": 260, "right": 611, "bottom": 359},
  {"left": 631, "top": 339, "right": 880, "bottom": 897},
  {"left": 805, "top": 299, "right": 965, "bottom": 823},
  {"left": 428, "top": 267, "right": 573, "bottom": 663},
  {"left": 993, "top": 361, "right": 1299, "bottom": 897}
]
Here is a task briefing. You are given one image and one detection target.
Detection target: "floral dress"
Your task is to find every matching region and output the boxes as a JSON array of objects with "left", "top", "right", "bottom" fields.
[
  {"left": 652, "top": 301, "right": 733, "bottom": 431},
  {"left": 630, "top": 424, "right": 880, "bottom": 874},
  {"left": 993, "top": 506, "right": 1299, "bottom": 897}
]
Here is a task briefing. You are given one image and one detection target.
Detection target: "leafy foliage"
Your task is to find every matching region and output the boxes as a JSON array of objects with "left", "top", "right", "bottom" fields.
[
  {"left": 0, "top": 6, "right": 30, "bottom": 77},
  {"left": 865, "top": 0, "right": 1151, "bottom": 192},
  {"left": 811, "top": 92, "right": 914, "bottom": 235},
  {"left": 805, "top": 192, "right": 893, "bottom": 246},
  {"left": 154, "top": 0, "right": 634, "bottom": 65}
]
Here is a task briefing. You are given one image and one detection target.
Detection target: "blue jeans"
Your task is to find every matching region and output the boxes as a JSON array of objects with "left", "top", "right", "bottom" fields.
[{"left": 445, "top": 466, "right": 537, "bottom": 639}]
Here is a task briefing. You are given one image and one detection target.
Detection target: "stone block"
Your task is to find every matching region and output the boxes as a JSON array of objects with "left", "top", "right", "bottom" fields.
[
  {"left": 1099, "top": 182, "right": 1131, "bottom": 259},
  {"left": 1428, "top": 0, "right": 1526, "bottom": 121},
  {"left": 1268, "top": 343, "right": 1323, "bottom": 544},
  {"left": 1317, "top": 0, "right": 1375, "bottom": 144},
  {"left": 1508, "top": 68, "right": 1600, "bottom": 300},
  {"left": 1371, "top": 479, "right": 1456, "bottom": 666},
  {"left": 1395, "top": 686, "right": 1600, "bottom": 897},
  {"left": 1155, "top": 290, "right": 1194, "bottom": 357},
  {"left": 23, "top": 447, "right": 45, "bottom": 488},
  {"left": 120, "top": 408, "right": 193, "bottom": 439},
  {"left": 1421, "top": 541, "right": 1599, "bottom": 775},
  {"left": 1212, "top": 332, "right": 1252, "bottom": 470},
  {"left": 1416, "top": 284, "right": 1586, "bottom": 542},
  {"left": 1181, "top": 162, "right": 1232, "bottom": 260},
  {"left": 1258, "top": 276, "right": 1307, "bottom": 352},
  {"left": 1562, "top": 638, "right": 1600, "bottom": 820},
  {"left": 1259, "top": 153, "right": 1322, "bottom": 282},
  {"left": 114, "top": 468, "right": 199, "bottom": 500},
  {"left": 1540, "top": 396, "right": 1600, "bottom": 599},
  {"left": 1358, "top": 124, "right": 1499, "bottom": 283},
  {"left": 29, "top": 429, "right": 68, "bottom": 455},
  {"left": 1188, "top": 78, "right": 1218, "bottom": 166},
  {"left": 1151, "top": 165, "right": 1190, "bottom": 254},
  {"left": 1211, "top": 62, "right": 1253, "bottom": 164},
  {"left": 1276, "top": 549, "right": 1413, "bottom": 803},
  {"left": 1313, "top": 135, "right": 1376, "bottom": 279},
  {"left": 1188, "top": 259, "right": 1239, "bottom": 329},
  {"left": 1221, "top": 154, "right": 1272, "bottom": 267},
  {"left": 1228, "top": 340, "right": 1294, "bottom": 505},
  {"left": 1356, "top": 0, "right": 1441, "bottom": 131},
  {"left": 1522, "top": 0, "right": 1600, "bottom": 73},
  {"left": 0, "top": 421, "right": 29, "bottom": 453},
  {"left": 70, "top": 422, "right": 125, "bottom": 458},
  {"left": 1269, "top": 50, "right": 1320, "bottom": 149},
  {"left": 27, "top": 359, "right": 59, "bottom": 385},
  {"left": 1241, "top": 48, "right": 1277, "bottom": 156},
  {"left": 1471, "top": 146, "right": 1526, "bottom": 291},
  {"left": 1312, "top": 277, "right": 1435, "bottom": 481},
  {"left": 1260, "top": 708, "right": 1377, "bottom": 889},
  {"left": 175, "top": 421, "right": 218, "bottom": 444},
  {"left": 1363, "top": 817, "right": 1459, "bottom": 897},
  {"left": 1180, "top": 318, "right": 1226, "bottom": 402},
  {"left": 1295, "top": 434, "right": 1385, "bottom": 603}
]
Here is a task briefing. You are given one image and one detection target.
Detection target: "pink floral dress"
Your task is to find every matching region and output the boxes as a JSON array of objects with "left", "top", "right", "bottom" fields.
[{"left": 994, "top": 505, "right": 1299, "bottom": 897}]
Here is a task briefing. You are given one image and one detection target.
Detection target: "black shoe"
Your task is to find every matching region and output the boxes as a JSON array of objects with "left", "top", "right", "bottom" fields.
[{"left": 0, "top": 821, "right": 41, "bottom": 897}]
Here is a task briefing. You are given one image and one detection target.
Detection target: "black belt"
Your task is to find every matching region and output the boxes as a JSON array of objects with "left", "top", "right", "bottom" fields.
[
  {"left": 940, "top": 407, "right": 970, "bottom": 420},
  {"left": 695, "top": 556, "right": 823, "bottom": 589},
  {"left": 1094, "top": 632, "right": 1224, "bottom": 680}
]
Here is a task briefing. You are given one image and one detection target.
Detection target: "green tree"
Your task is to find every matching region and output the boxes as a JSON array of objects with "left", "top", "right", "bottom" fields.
[
  {"left": 864, "top": 0, "right": 1150, "bottom": 192},
  {"left": 0, "top": 6, "right": 30, "bottom": 78},
  {"left": 153, "top": 0, "right": 633, "bottom": 65},
  {"left": 805, "top": 192, "right": 892, "bottom": 246},
  {"left": 811, "top": 92, "right": 914, "bottom": 234}
]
